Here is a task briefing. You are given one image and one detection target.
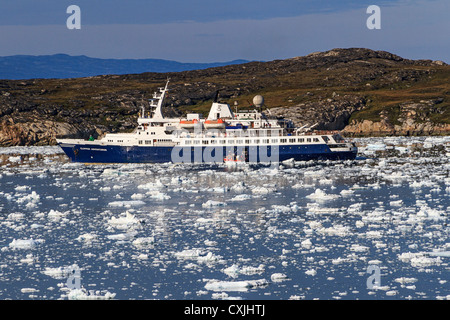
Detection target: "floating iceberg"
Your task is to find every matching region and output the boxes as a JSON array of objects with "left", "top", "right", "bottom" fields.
[
  {"left": 9, "top": 238, "right": 44, "bottom": 250},
  {"left": 108, "top": 200, "right": 145, "bottom": 208},
  {"left": 42, "top": 264, "right": 80, "bottom": 279},
  {"left": 202, "top": 200, "right": 227, "bottom": 208},
  {"left": 306, "top": 189, "right": 340, "bottom": 201},
  {"left": 107, "top": 211, "right": 141, "bottom": 230},
  {"left": 204, "top": 279, "right": 268, "bottom": 292},
  {"left": 67, "top": 288, "right": 116, "bottom": 300}
]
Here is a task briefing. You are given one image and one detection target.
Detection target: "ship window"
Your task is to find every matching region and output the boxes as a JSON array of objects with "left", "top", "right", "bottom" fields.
[
  {"left": 307, "top": 138, "right": 311, "bottom": 142},
  {"left": 151, "top": 132, "right": 155, "bottom": 135},
  {"left": 219, "top": 140, "right": 226, "bottom": 144},
  {"left": 245, "top": 139, "right": 250, "bottom": 144},
  {"left": 298, "top": 138, "right": 304, "bottom": 143},
  {"left": 236, "top": 140, "right": 243, "bottom": 144},
  {"left": 313, "top": 138, "right": 319, "bottom": 142},
  {"left": 185, "top": 140, "right": 191, "bottom": 145},
  {"left": 253, "top": 139, "right": 260, "bottom": 144},
  {"left": 145, "top": 140, "right": 151, "bottom": 144},
  {"left": 203, "top": 140, "right": 209, "bottom": 145},
  {"left": 289, "top": 138, "right": 295, "bottom": 143},
  {"left": 271, "top": 139, "right": 278, "bottom": 143},
  {"left": 138, "top": 140, "right": 143, "bottom": 145},
  {"left": 263, "top": 139, "right": 269, "bottom": 144},
  {"left": 280, "top": 139, "right": 287, "bottom": 143}
]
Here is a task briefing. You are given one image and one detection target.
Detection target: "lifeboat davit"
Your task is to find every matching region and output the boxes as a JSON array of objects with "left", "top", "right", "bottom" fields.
[
  {"left": 204, "top": 118, "right": 226, "bottom": 129},
  {"left": 179, "top": 119, "right": 199, "bottom": 129}
]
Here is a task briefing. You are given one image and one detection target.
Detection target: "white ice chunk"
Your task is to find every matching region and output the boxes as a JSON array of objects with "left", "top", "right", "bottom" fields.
[
  {"left": 340, "top": 189, "right": 354, "bottom": 196},
  {"left": 107, "top": 211, "right": 140, "bottom": 229},
  {"left": 202, "top": 200, "right": 227, "bottom": 208},
  {"left": 106, "top": 232, "right": 137, "bottom": 241},
  {"left": 42, "top": 264, "right": 79, "bottom": 279},
  {"left": 132, "top": 237, "right": 155, "bottom": 246},
  {"left": 305, "top": 269, "right": 317, "bottom": 276},
  {"left": 67, "top": 288, "right": 116, "bottom": 300},
  {"left": 204, "top": 279, "right": 268, "bottom": 292},
  {"left": 223, "top": 264, "right": 265, "bottom": 278},
  {"left": 174, "top": 249, "right": 221, "bottom": 264},
  {"left": 427, "top": 251, "right": 450, "bottom": 257},
  {"left": 394, "top": 277, "right": 418, "bottom": 284},
  {"left": 76, "top": 233, "right": 98, "bottom": 243},
  {"left": 398, "top": 252, "right": 442, "bottom": 267},
  {"left": 301, "top": 239, "right": 313, "bottom": 249},
  {"left": 48, "top": 209, "right": 67, "bottom": 221},
  {"left": 251, "top": 186, "right": 276, "bottom": 194},
  {"left": 9, "top": 238, "right": 44, "bottom": 250},
  {"left": 389, "top": 200, "right": 403, "bottom": 207},
  {"left": 271, "top": 273, "right": 289, "bottom": 282},
  {"left": 229, "top": 194, "right": 252, "bottom": 202},
  {"left": 108, "top": 200, "right": 145, "bottom": 207},
  {"left": 306, "top": 189, "right": 339, "bottom": 201}
]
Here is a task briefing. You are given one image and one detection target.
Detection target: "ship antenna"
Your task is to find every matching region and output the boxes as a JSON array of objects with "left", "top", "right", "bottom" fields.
[{"left": 213, "top": 90, "right": 220, "bottom": 103}]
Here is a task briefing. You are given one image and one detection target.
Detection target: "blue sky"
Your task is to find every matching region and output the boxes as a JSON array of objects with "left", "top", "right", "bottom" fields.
[{"left": 0, "top": 0, "right": 448, "bottom": 62}]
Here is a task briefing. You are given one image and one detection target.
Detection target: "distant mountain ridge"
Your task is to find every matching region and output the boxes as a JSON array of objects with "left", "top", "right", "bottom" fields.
[{"left": 0, "top": 54, "right": 250, "bottom": 80}]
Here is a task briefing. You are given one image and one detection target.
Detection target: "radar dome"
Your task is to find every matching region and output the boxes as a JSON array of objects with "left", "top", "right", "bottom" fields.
[{"left": 253, "top": 95, "right": 264, "bottom": 108}]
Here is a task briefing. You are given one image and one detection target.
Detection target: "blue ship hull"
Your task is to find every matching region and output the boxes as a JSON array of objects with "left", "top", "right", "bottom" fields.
[{"left": 59, "top": 143, "right": 357, "bottom": 164}]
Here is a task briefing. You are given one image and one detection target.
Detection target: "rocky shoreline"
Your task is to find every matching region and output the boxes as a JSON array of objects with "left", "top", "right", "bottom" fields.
[
  {"left": 342, "top": 98, "right": 450, "bottom": 137},
  {"left": 341, "top": 119, "right": 450, "bottom": 137}
]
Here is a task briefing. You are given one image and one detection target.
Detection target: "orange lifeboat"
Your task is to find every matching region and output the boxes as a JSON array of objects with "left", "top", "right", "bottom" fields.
[
  {"left": 204, "top": 118, "right": 225, "bottom": 129},
  {"left": 179, "top": 119, "right": 198, "bottom": 129}
]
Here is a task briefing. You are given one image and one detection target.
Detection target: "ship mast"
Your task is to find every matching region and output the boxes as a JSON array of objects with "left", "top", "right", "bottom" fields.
[{"left": 149, "top": 79, "right": 169, "bottom": 120}]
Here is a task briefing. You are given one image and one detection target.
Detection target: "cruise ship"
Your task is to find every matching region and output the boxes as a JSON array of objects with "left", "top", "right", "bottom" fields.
[{"left": 57, "top": 80, "right": 357, "bottom": 164}]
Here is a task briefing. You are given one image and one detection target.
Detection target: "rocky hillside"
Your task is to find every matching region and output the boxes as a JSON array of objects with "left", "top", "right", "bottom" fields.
[{"left": 0, "top": 48, "right": 448, "bottom": 146}]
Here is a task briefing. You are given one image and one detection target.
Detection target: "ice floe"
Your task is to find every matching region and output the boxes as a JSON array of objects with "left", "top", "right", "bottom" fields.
[
  {"left": 42, "top": 264, "right": 80, "bottom": 279},
  {"left": 67, "top": 288, "right": 116, "bottom": 300},
  {"left": 204, "top": 279, "right": 268, "bottom": 292},
  {"left": 9, "top": 238, "right": 44, "bottom": 250},
  {"left": 202, "top": 200, "right": 227, "bottom": 208},
  {"left": 108, "top": 200, "right": 146, "bottom": 208},
  {"left": 107, "top": 211, "right": 141, "bottom": 230},
  {"left": 306, "top": 189, "right": 340, "bottom": 201}
]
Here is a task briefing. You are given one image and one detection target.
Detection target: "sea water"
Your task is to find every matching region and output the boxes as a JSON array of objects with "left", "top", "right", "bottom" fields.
[{"left": 0, "top": 136, "right": 448, "bottom": 300}]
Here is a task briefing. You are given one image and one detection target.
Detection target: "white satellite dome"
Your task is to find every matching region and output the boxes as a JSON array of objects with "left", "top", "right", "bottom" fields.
[{"left": 253, "top": 95, "right": 264, "bottom": 108}]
